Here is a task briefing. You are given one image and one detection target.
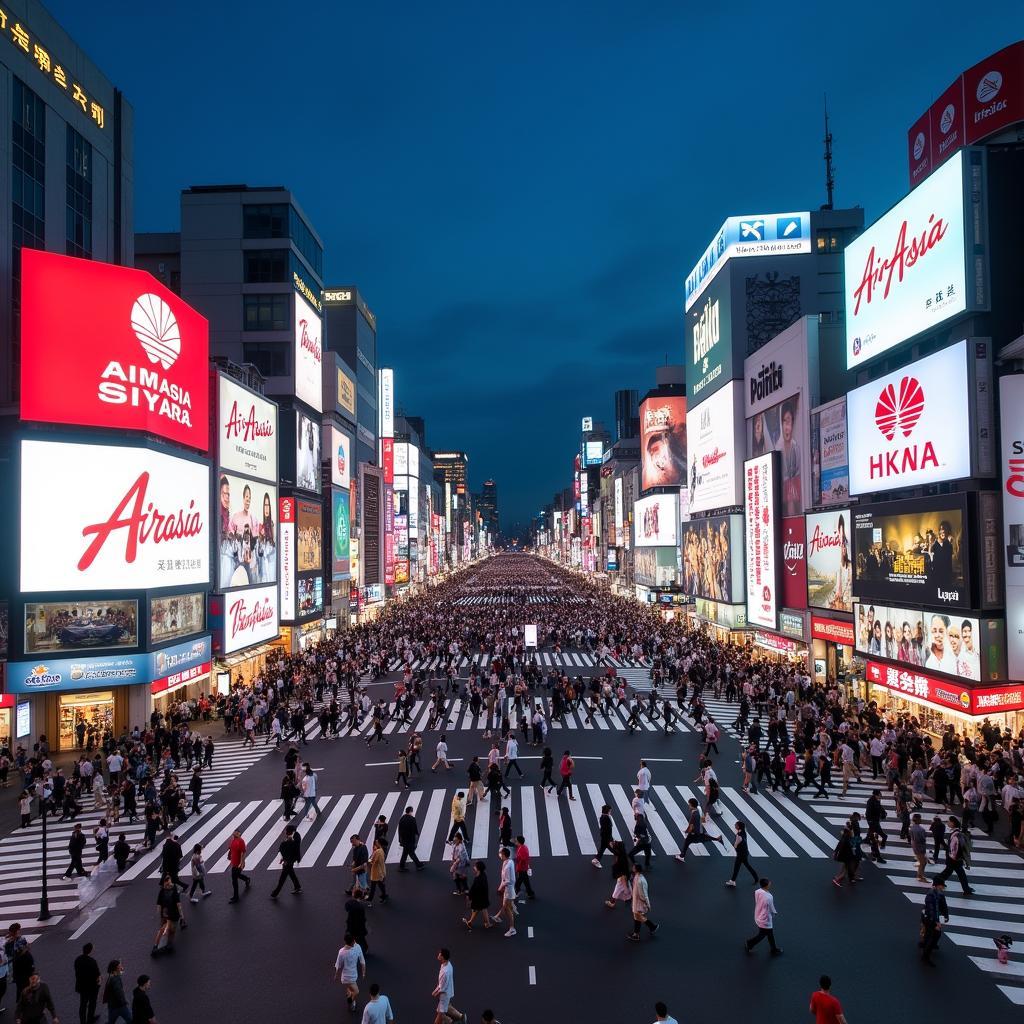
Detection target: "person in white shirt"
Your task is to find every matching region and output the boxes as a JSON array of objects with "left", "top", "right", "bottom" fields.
[
  {"left": 299, "top": 765, "right": 321, "bottom": 820},
  {"left": 636, "top": 760, "right": 652, "bottom": 808},
  {"left": 652, "top": 1002, "right": 678, "bottom": 1024},
  {"left": 497, "top": 847, "right": 518, "bottom": 937},
  {"left": 744, "top": 877, "right": 781, "bottom": 955},
  {"left": 432, "top": 948, "right": 463, "bottom": 1024},
  {"left": 504, "top": 736, "right": 523, "bottom": 779},
  {"left": 334, "top": 933, "right": 366, "bottom": 1012},
  {"left": 361, "top": 983, "right": 394, "bottom": 1024},
  {"left": 432, "top": 737, "right": 451, "bottom": 772}
]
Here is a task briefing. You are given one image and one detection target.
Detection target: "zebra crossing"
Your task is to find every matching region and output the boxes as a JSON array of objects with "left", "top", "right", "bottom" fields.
[
  {"left": 115, "top": 776, "right": 846, "bottom": 884},
  {"left": 385, "top": 651, "right": 651, "bottom": 673},
  {"left": 453, "top": 595, "right": 586, "bottom": 606}
]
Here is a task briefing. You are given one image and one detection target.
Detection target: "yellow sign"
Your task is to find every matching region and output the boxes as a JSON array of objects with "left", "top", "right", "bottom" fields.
[
  {"left": 337, "top": 368, "right": 356, "bottom": 416},
  {"left": 292, "top": 270, "right": 322, "bottom": 313},
  {"left": 0, "top": 7, "right": 105, "bottom": 129}
]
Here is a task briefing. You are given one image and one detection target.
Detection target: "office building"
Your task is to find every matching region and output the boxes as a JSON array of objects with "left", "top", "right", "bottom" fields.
[{"left": 614, "top": 388, "right": 639, "bottom": 441}]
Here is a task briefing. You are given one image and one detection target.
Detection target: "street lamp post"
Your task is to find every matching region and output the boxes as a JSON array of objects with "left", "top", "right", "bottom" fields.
[{"left": 38, "top": 793, "right": 51, "bottom": 921}]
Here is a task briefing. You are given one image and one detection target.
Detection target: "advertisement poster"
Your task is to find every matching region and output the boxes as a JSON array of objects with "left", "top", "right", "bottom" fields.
[
  {"left": 686, "top": 381, "right": 744, "bottom": 514},
  {"left": 223, "top": 584, "right": 279, "bottom": 655},
  {"left": 685, "top": 273, "right": 734, "bottom": 403},
  {"left": 217, "top": 473, "right": 278, "bottom": 590},
  {"left": 744, "top": 453, "right": 779, "bottom": 630},
  {"left": 865, "top": 660, "right": 1024, "bottom": 716},
  {"left": 21, "top": 440, "right": 210, "bottom": 593},
  {"left": 218, "top": 375, "right": 278, "bottom": 483},
  {"left": 325, "top": 425, "right": 352, "bottom": 490},
  {"left": 296, "top": 409, "right": 322, "bottom": 492},
  {"left": 585, "top": 440, "right": 604, "bottom": 466},
  {"left": 294, "top": 293, "right": 323, "bottom": 413},
  {"left": 847, "top": 340, "right": 972, "bottom": 496},
  {"left": 297, "top": 576, "right": 323, "bottom": 617},
  {"left": 337, "top": 367, "right": 357, "bottom": 416},
  {"left": 361, "top": 469, "right": 381, "bottom": 588},
  {"left": 852, "top": 497, "right": 969, "bottom": 608},
  {"left": 782, "top": 517, "right": 807, "bottom": 610},
  {"left": 333, "top": 489, "right": 351, "bottom": 578},
  {"left": 634, "top": 547, "right": 679, "bottom": 588},
  {"left": 805, "top": 509, "right": 853, "bottom": 613},
  {"left": 634, "top": 494, "right": 679, "bottom": 547},
  {"left": 813, "top": 398, "right": 849, "bottom": 506},
  {"left": 1000, "top": 374, "right": 1024, "bottom": 677},
  {"left": 150, "top": 593, "right": 205, "bottom": 644},
  {"left": 25, "top": 600, "right": 138, "bottom": 654},
  {"left": 297, "top": 499, "right": 323, "bottom": 572},
  {"left": 682, "top": 514, "right": 744, "bottom": 603},
  {"left": 280, "top": 497, "right": 296, "bottom": 620},
  {"left": 640, "top": 395, "right": 687, "bottom": 490},
  {"left": 845, "top": 152, "right": 968, "bottom": 368},
  {"left": 19, "top": 250, "right": 210, "bottom": 451}
]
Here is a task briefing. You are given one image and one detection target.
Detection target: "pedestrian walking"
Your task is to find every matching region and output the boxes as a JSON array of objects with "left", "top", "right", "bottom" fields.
[
  {"left": 557, "top": 750, "right": 576, "bottom": 800},
  {"left": 652, "top": 1002, "right": 679, "bottom": 1024},
  {"left": 152, "top": 875, "right": 185, "bottom": 955},
  {"left": 188, "top": 767, "right": 203, "bottom": 817},
  {"left": 101, "top": 962, "right": 130, "bottom": 1024},
  {"left": 450, "top": 834, "right": 470, "bottom": 894},
  {"left": 431, "top": 948, "right": 465, "bottom": 1024},
  {"left": 831, "top": 825, "right": 858, "bottom": 887},
  {"left": 130, "top": 975, "right": 156, "bottom": 1024},
  {"left": 280, "top": 772, "right": 299, "bottom": 820},
  {"left": 497, "top": 847, "right": 517, "bottom": 937},
  {"left": 63, "top": 823, "right": 88, "bottom": 878},
  {"left": 909, "top": 814, "right": 929, "bottom": 883},
  {"left": 365, "top": 839, "right": 389, "bottom": 904},
  {"left": 16, "top": 970, "right": 59, "bottom": 1024},
  {"left": 189, "top": 843, "right": 211, "bottom": 903},
  {"left": 513, "top": 835, "right": 535, "bottom": 901},
  {"left": 346, "top": 835, "right": 370, "bottom": 898},
  {"left": 397, "top": 806, "right": 424, "bottom": 871},
  {"left": 227, "top": 829, "right": 252, "bottom": 903},
  {"left": 432, "top": 736, "right": 452, "bottom": 772},
  {"left": 334, "top": 934, "right": 367, "bottom": 1013},
  {"left": 113, "top": 833, "right": 131, "bottom": 874},
  {"left": 629, "top": 812, "right": 653, "bottom": 869},
  {"left": 360, "top": 983, "right": 395, "bottom": 1024},
  {"left": 395, "top": 749, "right": 410, "bottom": 789},
  {"left": 72, "top": 942, "right": 100, "bottom": 1024},
  {"left": 159, "top": 834, "right": 187, "bottom": 891},
  {"left": 933, "top": 816, "right": 974, "bottom": 894},
  {"left": 503, "top": 734, "right": 523, "bottom": 779},
  {"left": 462, "top": 861, "right": 492, "bottom": 930},
  {"left": 447, "top": 793, "right": 470, "bottom": 844},
  {"left": 809, "top": 975, "right": 848, "bottom": 1024},
  {"left": 626, "top": 864, "right": 659, "bottom": 941},
  {"left": 743, "top": 878, "right": 782, "bottom": 956},
  {"left": 725, "top": 821, "right": 758, "bottom": 887},
  {"left": 675, "top": 798, "right": 724, "bottom": 862},
  {"left": 297, "top": 765, "right": 321, "bottom": 820},
  {"left": 269, "top": 825, "right": 303, "bottom": 898},
  {"left": 920, "top": 879, "right": 949, "bottom": 965},
  {"left": 604, "top": 841, "right": 632, "bottom": 909},
  {"left": 591, "top": 804, "right": 615, "bottom": 868}
]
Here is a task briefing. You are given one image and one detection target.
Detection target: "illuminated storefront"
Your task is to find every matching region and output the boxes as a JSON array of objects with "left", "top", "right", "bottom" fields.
[{"left": 810, "top": 615, "right": 857, "bottom": 686}]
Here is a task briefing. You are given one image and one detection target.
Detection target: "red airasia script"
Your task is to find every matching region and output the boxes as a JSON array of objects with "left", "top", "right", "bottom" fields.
[
  {"left": 224, "top": 401, "right": 274, "bottom": 442},
  {"left": 229, "top": 594, "right": 274, "bottom": 640},
  {"left": 78, "top": 472, "right": 203, "bottom": 571},
  {"left": 808, "top": 523, "right": 842, "bottom": 557},
  {"left": 852, "top": 215, "right": 948, "bottom": 316}
]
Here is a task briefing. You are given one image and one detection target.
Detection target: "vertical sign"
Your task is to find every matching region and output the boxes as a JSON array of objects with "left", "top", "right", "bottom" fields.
[
  {"left": 614, "top": 476, "right": 624, "bottom": 546},
  {"left": 1000, "top": 374, "right": 1024, "bottom": 676},
  {"left": 280, "top": 496, "right": 296, "bottom": 620},
  {"left": 379, "top": 368, "right": 394, "bottom": 439},
  {"left": 745, "top": 452, "right": 780, "bottom": 630},
  {"left": 384, "top": 483, "right": 395, "bottom": 586}
]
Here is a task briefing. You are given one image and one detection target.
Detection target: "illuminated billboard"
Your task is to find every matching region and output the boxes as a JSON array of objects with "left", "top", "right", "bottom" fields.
[
  {"left": 640, "top": 394, "right": 687, "bottom": 491},
  {"left": 25, "top": 600, "right": 138, "bottom": 655},
  {"left": 297, "top": 499, "right": 323, "bottom": 573},
  {"left": 333, "top": 488, "right": 351, "bottom": 577},
  {"left": 296, "top": 409, "right": 322, "bottom": 493},
  {"left": 218, "top": 375, "right": 278, "bottom": 483},
  {"left": 216, "top": 473, "right": 278, "bottom": 590},
  {"left": 806, "top": 508, "right": 853, "bottom": 613},
  {"left": 150, "top": 592, "right": 205, "bottom": 644},
  {"left": 634, "top": 494, "right": 679, "bottom": 547},
  {"left": 686, "top": 381, "right": 744, "bottom": 514},
  {"left": 223, "top": 584, "right": 279, "bottom": 655},
  {"left": 682, "top": 514, "right": 744, "bottom": 603},
  {"left": 294, "top": 293, "right": 323, "bottom": 412},
  {"left": 744, "top": 453, "right": 779, "bottom": 630}
]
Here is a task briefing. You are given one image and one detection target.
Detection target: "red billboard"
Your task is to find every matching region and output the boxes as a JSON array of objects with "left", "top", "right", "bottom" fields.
[
  {"left": 781, "top": 516, "right": 807, "bottom": 609},
  {"left": 865, "top": 660, "right": 1024, "bottom": 716},
  {"left": 811, "top": 615, "right": 855, "bottom": 646},
  {"left": 382, "top": 438, "right": 394, "bottom": 485},
  {"left": 20, "top": 250, "right": 210, "bottom": 451}
]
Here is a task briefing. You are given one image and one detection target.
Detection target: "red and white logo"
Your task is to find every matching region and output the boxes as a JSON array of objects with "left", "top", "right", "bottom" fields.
[
  {"left": 20, "top": 251, "right": 209, "bottom": 451},
  {"left": 874, "top": 376, "right": 924, "bottom": 441},
  {"left": 223, "top": 585, "right": 279, "bottom": 655}
]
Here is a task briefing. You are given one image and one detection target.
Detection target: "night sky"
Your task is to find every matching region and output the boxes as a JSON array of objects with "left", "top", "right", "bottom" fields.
[{"left": 46, "top": 1, "right": 1020, "bottom": 531}]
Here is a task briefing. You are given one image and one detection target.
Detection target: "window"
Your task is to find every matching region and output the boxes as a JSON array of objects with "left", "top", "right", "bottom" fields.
[
  {"left": 66, "top": 125, "right": 93, "bottom": 258},
  {"left": 243, "top": 293, "right": 290, "bottom": 331},
  {"left": 242, "top": 342, "right": 288, "bottom": 378},
  {"left": 243, "top": 203, "right": 288, "bottom": 239},
  {"left": 289, "top": 207, "right": 323, "bottom": 278},
  {"left": 244, "top": 248, "right": 288, "bottom": 283},
  {"left": 816, "top": 230, "right": 841, "bottom": 252},
  {"left": 12, "top": 77, "right": 45, "bottom": 400}
]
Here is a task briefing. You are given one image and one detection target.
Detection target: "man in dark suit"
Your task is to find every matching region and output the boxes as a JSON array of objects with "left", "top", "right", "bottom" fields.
[
  {"left": 73, "top": 942, "right": 101, "bottom": 1024},
  {"left": 270, "top": 825, "right": 303, "bottom": 898}
]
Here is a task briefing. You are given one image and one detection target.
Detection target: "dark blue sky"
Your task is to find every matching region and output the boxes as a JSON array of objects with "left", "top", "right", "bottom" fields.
[{"left": 48, "top": 1, "right": 1020, "bottom": 530}]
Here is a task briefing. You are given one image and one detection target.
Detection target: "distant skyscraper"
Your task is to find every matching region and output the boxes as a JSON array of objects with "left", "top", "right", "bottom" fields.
[
  {"left": 479, "top": 479, "right": 499, "bottom": 535},
  {"left": 614, "top": 389, "right": 639, "bottom": 441}
]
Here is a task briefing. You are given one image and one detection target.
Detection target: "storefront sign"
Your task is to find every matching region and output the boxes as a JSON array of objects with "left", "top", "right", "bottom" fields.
[
  {"left": 151, "top": 660, "right": 211, "bottom": 696},
  {"left": 811, "top": 615, "right": 856, "bottom": 645},
  {"left": 694, "top": 597, "right": 746, "bottom": 629},
  {"left": 20, "top": 251, "right": 210, "bottom": 450},
  {"left": 218, "top": 375, "right": 278, "bottom": 482},
  {"left": 223, "top": 584, "right": 279, "bottom": 656},
  {"left": 866, "top": 659, "right": 1024, "bottom": 716},
  {"left": 754, "top": 630, "right": 803, "bottom": 655},
  {"left": 779, "top": 611, "right": 807, "bottom": 640},
  {"left": 280, "top": 497, "right": 296, "bottom": 620},
  {"left": 20, "top": 439, "right": 210, "bottom": 593},
  {"left": 7, "top": 635, "right": 212, "bottom": 693}
]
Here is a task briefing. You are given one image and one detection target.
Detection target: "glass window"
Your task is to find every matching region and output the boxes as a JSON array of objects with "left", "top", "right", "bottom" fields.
[
  {"left": 244, "top": 248, "right": 288, "bottom": 283},
  {"left": 243, "top": 293, "right": 290, "bottom": 331},
  {"left": 242, "top": 341, "right": 289, "bottom": 378},
  {"left": 66, "top": 125, "right": 93, "bottom": 259},
  {"left": 243, "top": 203, "right": 288, "bottom": 239},
  {"left": 289, "top": 207, "right": 323, "bottom": 279}
]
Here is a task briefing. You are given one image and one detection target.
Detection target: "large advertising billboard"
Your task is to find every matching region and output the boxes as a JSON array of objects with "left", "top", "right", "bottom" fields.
[
  {"left": 218, "top": 375, "right": 278, "bottom": 483},
  {"left": 847, "top": 340, "right": 975, "bottom": 495},
  {"left": 811, "top": 397, "right": 849, "bottom": 507},
  {"left": 25, "top": 600, "right": 138, "bottom": 655},
  {"left": 150, "top": 592, "right": 205, "bottom": 644},
  {"left": 294, "top": 293, "right": 323, "bottom": 413},
  {"left": 337, "top": 367, "right": 357, "bottom": 417},
  {"left": 20, "top": 251, "right": 210, "bottom": 452},
  {"left": 682, "top": 514, "right": 744, "bottom": 603},
  {"left": 223, "top": 584, "right": 279, "bottom": 656},
  {"left": 298, "top": 575, "right": 324, "bottom": 617},
  {"left": 854, "top": 600, "right": 1004, "bottom": 682},
  {"left": 584, "top": 440, "right": 604, "bottom": 467},
  {"left": 634, "top": 494, "right": 679, "bottom": 547},
  {"left": 361, "top": 467, "right": 382, "bottom": 588},
  {"left": 297, "top": 499, "right": 322, "bottom": 572},
  {"left": 806, "top": 508, "right": 853, "bottom": 613},
  {"left": 1000, "top": 373, "right": 1024, "bottom": 679},
  {"left": 852, "top": 495, "right": 970, "bottom": 609},
  {"left": 845, "top": 151, "right": 980, "bottom": 369},
  {"left": 296, "top": 409, "right": 322, "bottom": 493},
  {"left": 325, "top": 425, "right": 352, "bottom": 490},
  {"left": 333, "top": 489, "right": 351, "bottom": 578},
  {"left": 865, "top": 660, "right": 1024, "bottom": 717},
  {"left": 614, "top": 476, "right": 624, "bottom": 546},
  {"left": 634, "top": 547, "right": 678, "bottom": 588},
  {"left": 640, "top": 394, "right": 687, "bottom": 491},
  {"left": 686, "top": 381, "right": 744, "bottom": 514},
  {"left": 685, "top": 211, "right": 811, "bottom": 313},
  {"left": 685, "top": 272, "right": 734, "bottom": 403},
  {"left": 782, "top": 517, "right": 807, "bottom": 610},
  {"left": 217, "top": 473, "right": 278, "bottom": 590},
  {"left": 379, "top": 368, "right": 395, "bottom": 439},
  {"left": 744, "top": 453, "right": 780, "bottom": 630},
  {"left": 280, "top": 496, "right": 295, "bottom": 620},
  {"left": 21, "top": 440, "right": 210, "bottom": 593}
]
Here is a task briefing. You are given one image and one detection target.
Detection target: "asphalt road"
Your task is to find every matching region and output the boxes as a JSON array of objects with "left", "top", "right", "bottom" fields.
[{"left": 15, "top": 657, "right": 1022, "bottom": 1022}]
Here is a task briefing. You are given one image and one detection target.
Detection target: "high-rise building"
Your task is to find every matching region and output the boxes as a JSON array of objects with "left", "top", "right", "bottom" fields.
[
  {"left": 478, "top": 479, "right": 499, "bottom": 536},
  {"left": 0, "top": 0, "right": 133, "bottom": 412},
  {"left": 614, "top": 389, "right": 639, "bottom": 441}
]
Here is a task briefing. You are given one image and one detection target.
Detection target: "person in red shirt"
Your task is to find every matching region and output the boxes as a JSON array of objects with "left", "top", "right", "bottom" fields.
[
  {"left": 227, "top": 829, "right": 251, "bottom": 903},
  {"left": 557, "top": 750, "right": 576, "bottom": 801},
  {"left": 513, "top": 835, "right": 535, "bottom": 900},
  {"left": 809, "top": 975, "right": 847, "bottom": 1024}
]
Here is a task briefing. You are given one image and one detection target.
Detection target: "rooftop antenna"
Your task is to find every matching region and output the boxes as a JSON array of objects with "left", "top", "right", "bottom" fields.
[{"left": 823, "top": 94, "right": 835, "bottom": 210}]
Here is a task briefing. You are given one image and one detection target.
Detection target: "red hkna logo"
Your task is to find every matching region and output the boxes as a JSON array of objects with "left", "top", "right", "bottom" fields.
[
  {"left": 869, "top": 375, "right": 936, "bottom": 480},
  {"left": 20, "top": 251, "right": 210, "bottom": 451}
]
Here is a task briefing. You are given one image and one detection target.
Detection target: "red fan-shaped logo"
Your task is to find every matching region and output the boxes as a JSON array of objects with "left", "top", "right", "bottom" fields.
[{"left": 874, "top": 376, "right": 924, "bottom": 441}]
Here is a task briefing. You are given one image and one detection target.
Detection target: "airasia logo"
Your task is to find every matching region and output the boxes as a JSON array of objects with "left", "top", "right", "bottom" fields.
[
  {"left": 229, "top": 593, "right": 275, "bottom": 640},
  {"left": 851, "top": 215, "right": 948, "bottom": 317},
  {"left": 78, "top": 472, "right": 203, "bottom": 571},
  {"left": 808, "top": 523, "right": 842, "bottom": 557},
  {"left": 299, "top": 317, "right": 322, "bottom": 363},
  {"left": 224, "top": 401, "right": 274, "bottom": 443},
  {"left": 875, "top": 376, "right": 924, "bottom": 440},
  {"left": 702, "top": 447, "right": 726, "bottom": 469}
]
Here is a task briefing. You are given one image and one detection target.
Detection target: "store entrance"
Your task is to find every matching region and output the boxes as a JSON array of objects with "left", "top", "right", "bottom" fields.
[{"left": 58, "top": 691, "right": 114, "bottom": 751}]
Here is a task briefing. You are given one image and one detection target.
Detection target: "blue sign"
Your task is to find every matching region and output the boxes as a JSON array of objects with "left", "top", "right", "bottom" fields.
[{"left": 6, "top": 635, "right": 212, "bottom": 693}]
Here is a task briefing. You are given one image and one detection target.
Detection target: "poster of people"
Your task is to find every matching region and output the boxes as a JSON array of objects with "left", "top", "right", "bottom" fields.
[
  {"left": 748, "top": 393, "right": 802, "bottom": 518},
  {"left": 150, "top": 592, "right": 205, "bottom": 644},
  {"left": 217, "top": 473, "right": 278, "bottom": 589},
  {"left": 640, "top": 394, "right": 687, "bottom": 491},
  {"left": 297, "top": 499, "right": 323, "bottom": 572},
  {"left": 296, "top": 409, "right": 322, "bottom": 493},
  {"left": 812, "top": 397, "right": 849, "bottom": 507},
  {"left": 805, "top": 509, "right": 853, "bottom": 612},
  {"left": 25, "top": 600, "right": 137, "bottom": 653},
  {"left": 681, "top": 514, "right": 743, "bottom": 603}
]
